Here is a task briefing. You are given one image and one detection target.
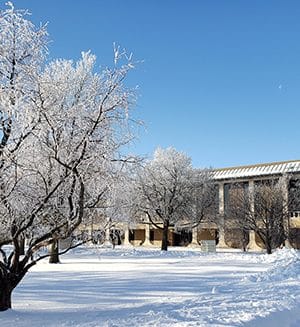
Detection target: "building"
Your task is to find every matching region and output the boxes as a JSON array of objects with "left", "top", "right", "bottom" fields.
[
  {"left": 212, "top": 159, "right": 300, "bottom": 250},
  {"left": 84, "top": 160, "right": 300, "bottom": 250}
]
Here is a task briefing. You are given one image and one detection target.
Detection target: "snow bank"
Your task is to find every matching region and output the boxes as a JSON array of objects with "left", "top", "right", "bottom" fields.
[
  {"left": 239, "top": 248, "right": 300, "bottom": 326},
  {"left": 245, "top": 248, "right": 300, "bottom": 282}
]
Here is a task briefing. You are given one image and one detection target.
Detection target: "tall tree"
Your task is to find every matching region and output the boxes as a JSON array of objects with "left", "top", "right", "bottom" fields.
[
  {"left": 132, "top": 147, "right": 216, "bottom": 251},
  {"left": 0, "top": 4, "right": 138, "bottom": 310}
]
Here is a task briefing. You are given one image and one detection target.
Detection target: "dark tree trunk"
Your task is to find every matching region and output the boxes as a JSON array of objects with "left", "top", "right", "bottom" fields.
[
  {"left": 19, "top": 237, "right": 25, "bottom": 256},
  {"left": 49, "top": 240, "right": 60, "bottom": 263},
  {"left": 242, "top": 229, "right": 247, "bottom": 252},
  {"left": 0, "top": 268, "right": 29, "bottom": 311},
  {"left": 265, "top": 237, "right": 272, "bottom": 254},
  {"left": 161, "top": 220, "right": 169, "bottom": 251},
  {"left": 0, "top": 282, "right": 13, "bottom": 311}
]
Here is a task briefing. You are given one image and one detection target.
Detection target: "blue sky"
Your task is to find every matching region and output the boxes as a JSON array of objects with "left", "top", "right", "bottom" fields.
[{"left": 10, "top": 0, "right": 300, "bottom": 168}]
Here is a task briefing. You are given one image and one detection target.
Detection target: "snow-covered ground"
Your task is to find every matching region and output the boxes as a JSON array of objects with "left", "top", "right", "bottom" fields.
[{"left": 1, "top": 246, "right": 300, "bottom": 327}]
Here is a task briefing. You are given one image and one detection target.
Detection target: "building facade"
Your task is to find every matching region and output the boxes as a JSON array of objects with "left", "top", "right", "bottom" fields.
[{"left": 83, "top": 160, "right": 300, "bottom": 250}]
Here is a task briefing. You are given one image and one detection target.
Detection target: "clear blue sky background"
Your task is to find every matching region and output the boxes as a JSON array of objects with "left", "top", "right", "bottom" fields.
[{"left": 10, "top": 0, "right": 300, "bottom": 168}]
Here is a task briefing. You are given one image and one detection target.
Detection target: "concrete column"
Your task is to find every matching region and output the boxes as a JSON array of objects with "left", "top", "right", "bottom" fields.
[
  {"left": 217, "top": 228, "right": 227, "bottom": 248},
  {"left": 123, "top": 225, "right": 131, "bottom": 246},
  {"left": 249, "top": 180, "right": 255, "bottom": 213},
  {"left": 248, "top": 230, "right": 261, "bottom": 251},
  {"left": 89, "top": 225, "right": 94, "bottom": 243},
  {"left": 284, "top": 238, "right": 293, "bottom": 248},
  {"left": 246, "top": 181, "right": 262, "bottom": 251},
  {"left": 104, "top": 227, "right": 111, "bottom": 246},
  {"left": 282, "top": 177, "right": 291, "bottom": 243},
  {"left": 217, "top": 183, "right": 227, "bottom": 248},
  {"left": 188, "top": 227, "right": 199, "bottom": 247},
  {"left": 282, "top": 177, "right": 289, "bottom": 203},
  {"left": 219, "top": 182, "right": 225, "bottom": 215},
  {"left": 143, "top": 224, "right": 152, "bottom": 246}
]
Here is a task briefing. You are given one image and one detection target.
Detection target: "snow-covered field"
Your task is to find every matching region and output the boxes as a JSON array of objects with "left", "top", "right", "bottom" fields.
[{"left": 1, "top": 246, "right": 300, "bottom": 327}]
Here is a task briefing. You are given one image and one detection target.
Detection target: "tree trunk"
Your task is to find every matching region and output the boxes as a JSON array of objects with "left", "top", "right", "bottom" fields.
[
  {"left": 19, "top": 237, "right": 25, "bottom": 256},
  {"left": 0, "top": 283, "right": 13, "bottom": 311},
  {"left": 265, "top": 239, "right": 272, "bottom": 254},
  {"left": 161, "top": 221, "right": 169, "bottom": 251},
  {"left": 242, "top": 229, "right": 247, "bottom": 252},
  {"left": 49, "top": 240, "right": 60, "bottom": 263}
]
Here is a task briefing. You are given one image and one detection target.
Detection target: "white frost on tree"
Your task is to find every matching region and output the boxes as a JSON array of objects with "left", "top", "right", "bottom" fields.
[
  {"left": 0, "top": 4, "right": 139, "bottom": 311},
  {"left": 131, "top": 147, "right": 216, "bottom": 251}
]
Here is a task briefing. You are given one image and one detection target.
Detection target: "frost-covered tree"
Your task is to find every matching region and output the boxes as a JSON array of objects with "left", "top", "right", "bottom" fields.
[
  {"left": 80, "top": 163, "right": 138, "bottom": 247},
  {"left": 0, "top": 4, "right": 138, "bottom": 311},
  {"left": 132, "top": 147, "right": 216, "bottom": 251},
  {"left": 132, "top": 147, "right": 193, "bottom": 251}
]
